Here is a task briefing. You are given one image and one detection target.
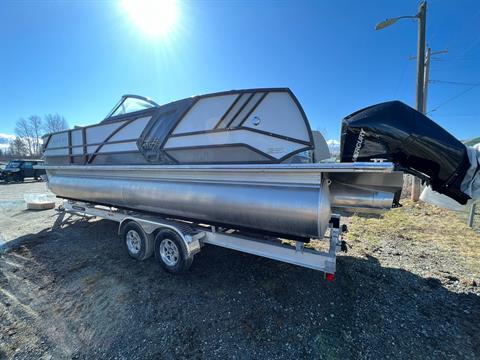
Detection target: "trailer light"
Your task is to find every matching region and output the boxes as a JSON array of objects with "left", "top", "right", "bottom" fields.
[{"left": 325, "top": 273, "right": 335, "bottom": 282}]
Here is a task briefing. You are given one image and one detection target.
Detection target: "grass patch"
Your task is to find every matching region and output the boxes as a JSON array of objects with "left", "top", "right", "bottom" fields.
[
  {"left": 457, "top": 205, "right": 479, "bottom": 234},
  {"left": 348, "top": 200, "right": 480, "bottom": 275}
]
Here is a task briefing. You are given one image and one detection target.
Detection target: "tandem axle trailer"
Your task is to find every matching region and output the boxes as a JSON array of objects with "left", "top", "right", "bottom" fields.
[{"left": 62, "top": 200, "right": 346, "bottom": 280}]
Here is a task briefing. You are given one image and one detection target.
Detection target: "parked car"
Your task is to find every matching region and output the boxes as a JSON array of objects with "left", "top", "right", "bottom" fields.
[{"left": 0, "top": 159, "right": 45, "bottom": 183}]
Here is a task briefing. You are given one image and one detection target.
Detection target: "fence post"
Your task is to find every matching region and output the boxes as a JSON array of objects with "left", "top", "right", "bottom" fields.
[{"left": 468, "top": 203, "right": 476, "bottom": 228}]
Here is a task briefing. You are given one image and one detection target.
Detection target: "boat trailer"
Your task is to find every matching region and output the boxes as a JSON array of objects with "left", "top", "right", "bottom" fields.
[{"left": 62, "top": 200, "right": 346, "bottom": 280}]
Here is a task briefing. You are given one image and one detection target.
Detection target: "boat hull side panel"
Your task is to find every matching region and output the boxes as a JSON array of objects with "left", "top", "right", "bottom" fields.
[{"left": 43, "top": 88, "right": 315, "bottom": 166}]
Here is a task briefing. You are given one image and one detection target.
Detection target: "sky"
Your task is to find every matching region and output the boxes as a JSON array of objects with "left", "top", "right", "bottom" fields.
[{"left": 0, "top": 0, "right": 479, "bottom": 143}]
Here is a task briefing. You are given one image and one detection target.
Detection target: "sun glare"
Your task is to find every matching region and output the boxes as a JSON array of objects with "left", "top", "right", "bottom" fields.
[{"left": 121, "top": 0, "right": 179, "bottom": 39}]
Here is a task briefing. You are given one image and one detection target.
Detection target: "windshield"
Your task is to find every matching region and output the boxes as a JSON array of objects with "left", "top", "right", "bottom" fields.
[
  {"left": 6, "top": 161, "right": 21, "bottom": 169},
  {"left": 105, "top": 95, "right": 159, "bottom": 119}
]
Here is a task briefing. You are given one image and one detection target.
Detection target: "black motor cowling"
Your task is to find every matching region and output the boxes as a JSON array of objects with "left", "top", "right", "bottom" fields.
[{"left": 340, "top": 101, "right": 471, "bottom": 204}]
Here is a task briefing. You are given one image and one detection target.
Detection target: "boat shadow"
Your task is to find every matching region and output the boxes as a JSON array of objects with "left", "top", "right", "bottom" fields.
[{"left": 2, "top": 215, "right": 479, "bottom": 358}]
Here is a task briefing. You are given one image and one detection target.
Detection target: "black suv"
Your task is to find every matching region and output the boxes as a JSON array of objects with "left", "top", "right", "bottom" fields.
[{"left": 0, "top": 160, "right": 46, "bottom": 183}]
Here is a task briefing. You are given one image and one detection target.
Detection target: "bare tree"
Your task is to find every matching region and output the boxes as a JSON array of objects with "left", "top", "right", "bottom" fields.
[
  {"left": 29, "top": 115, "right": 42, "bottom": 155},
  {"left": 43, "top": 114, "right": 69, "bottom": 134},
  {"left": 8, "top": 137, "right": 28, "bottom": 157},
  {"left": 15, "top": 118, "right": 35, "bottom": 156},
  {"left": 14, "top": 116, "right": 43, "bottom": 157}
]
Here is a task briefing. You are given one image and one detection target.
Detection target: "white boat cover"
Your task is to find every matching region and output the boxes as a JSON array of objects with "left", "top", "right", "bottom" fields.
[{"left": 461, "top": 146, "right": 480, "bottom": 201}]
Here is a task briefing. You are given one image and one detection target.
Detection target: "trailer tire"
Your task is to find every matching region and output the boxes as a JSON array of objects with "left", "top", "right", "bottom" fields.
[
  {"left": 122, "top": 222, "right": 154, "bottom": 261},
  {"left": 154, "top": 229, "right": 192, "bottom": 273}
]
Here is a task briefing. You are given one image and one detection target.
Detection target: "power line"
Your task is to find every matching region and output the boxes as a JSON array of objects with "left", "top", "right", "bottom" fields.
[
  {"left": 434, "top": 114, "right": 480, "bottom": 117},
  {"left": 427, "top": 82, "right": 480, "bottom": 114},
  {"left": 429, "top": 79, "right": 480, "bottom": 86}
]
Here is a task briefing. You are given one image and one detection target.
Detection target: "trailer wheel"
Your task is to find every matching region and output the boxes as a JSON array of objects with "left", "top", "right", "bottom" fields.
[
  {"left": 154, "top": 229, "right": 192, "bottom": 273},
  {"left": 122, "top": 222, "right": 154, "bottom": 261}
]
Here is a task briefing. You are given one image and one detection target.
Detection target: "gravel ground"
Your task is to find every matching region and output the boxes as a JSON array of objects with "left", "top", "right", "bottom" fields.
[{"left": 0, "top": 182, "right": 479, "bottom": 359}]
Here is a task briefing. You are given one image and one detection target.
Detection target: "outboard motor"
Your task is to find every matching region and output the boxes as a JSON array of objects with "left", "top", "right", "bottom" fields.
[{"left": 340, "top": 101, "right": 471, "bottom": 204}]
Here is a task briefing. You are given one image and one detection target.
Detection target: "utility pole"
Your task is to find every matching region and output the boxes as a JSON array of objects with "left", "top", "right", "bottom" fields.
[
  {"left": 422, "top": 47, "right": 431, "bottom": 114},
  {"left": 415, "top": 2, "right": 427, "bottom": 114},
  {"left": 411, "top": 1, "right": 427, "bottom": 202},
  {"left": 422, "top": 48, "right": 448, "bottom": 113}
]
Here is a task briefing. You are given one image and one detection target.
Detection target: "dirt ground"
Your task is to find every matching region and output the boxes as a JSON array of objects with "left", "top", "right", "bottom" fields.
[{"left": 0, "top": 182, "right": 479, "bottom": 359}]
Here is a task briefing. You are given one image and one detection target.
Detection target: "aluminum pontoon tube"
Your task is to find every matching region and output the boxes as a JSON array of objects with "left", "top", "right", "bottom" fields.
[
  {"left": 47, "top": 174, "right": 332, "bottom": 239},
  {"left": 329, "top": 182, "right": 395, "bottom": 212},
  {"left": 327, "top": 171, "right": 403, "bottom": 211}
]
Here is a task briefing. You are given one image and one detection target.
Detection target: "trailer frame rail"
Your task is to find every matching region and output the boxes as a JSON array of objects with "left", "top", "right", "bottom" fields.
[{"left": 62, "top": 199, "right": 344, "bottom": 277}]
